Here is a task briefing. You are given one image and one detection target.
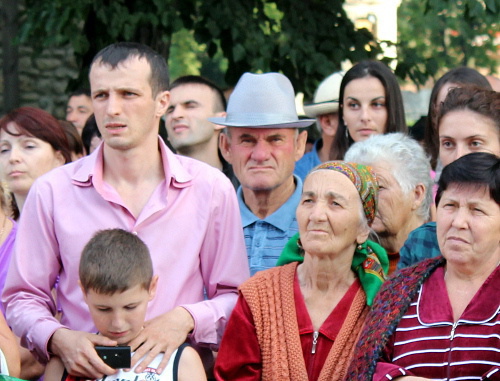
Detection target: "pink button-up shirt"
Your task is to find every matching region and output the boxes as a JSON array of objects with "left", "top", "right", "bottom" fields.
[{"left": 2, "top": 139, "right": 249, "bottom": 361}]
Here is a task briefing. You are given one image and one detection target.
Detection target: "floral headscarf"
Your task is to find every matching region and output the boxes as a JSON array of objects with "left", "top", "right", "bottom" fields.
[{"left": 312, "top": 161, "right": 378, "bottom": 225}]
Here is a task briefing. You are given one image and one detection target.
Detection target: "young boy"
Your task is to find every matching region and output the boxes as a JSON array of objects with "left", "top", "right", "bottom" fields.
[{"left": 44, "top": 229, "right": 206, "bottom": 381}]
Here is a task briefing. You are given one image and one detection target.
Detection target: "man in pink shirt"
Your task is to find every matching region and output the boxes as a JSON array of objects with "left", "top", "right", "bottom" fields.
[{"left": 2, "top": 42, "right": 249, "bottom": 379}]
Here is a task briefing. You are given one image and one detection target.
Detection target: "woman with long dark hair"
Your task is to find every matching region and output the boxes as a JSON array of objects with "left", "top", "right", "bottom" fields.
[{"left": 329, "top": 60, "right": 407, "bottom": 160}]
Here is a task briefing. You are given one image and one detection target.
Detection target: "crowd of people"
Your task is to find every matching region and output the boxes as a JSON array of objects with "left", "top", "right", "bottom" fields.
[{"left": 0, "top": 41, "right": 498, "bottom": 381}]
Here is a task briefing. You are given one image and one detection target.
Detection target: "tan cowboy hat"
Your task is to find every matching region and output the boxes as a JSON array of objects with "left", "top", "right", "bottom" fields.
[
  {"left": 208, "top": 72, "right": 315, "bottom": 128},
  {"left": 303, "top": 71, "right": 344, "bottom": 117}
]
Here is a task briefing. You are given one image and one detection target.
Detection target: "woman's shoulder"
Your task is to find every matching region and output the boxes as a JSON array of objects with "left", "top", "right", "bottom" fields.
[
  {"left": 375, "top": 257, "right": 445, "bottom": 307},
  {"left": 240, "top": 263, "right": 297, "bottom": 290},
  {"left": 176, "top": 345, "right": 206, "bottom": 381},
  {"left": 390, "top": 256, "right": 444, "bottom": 283}
]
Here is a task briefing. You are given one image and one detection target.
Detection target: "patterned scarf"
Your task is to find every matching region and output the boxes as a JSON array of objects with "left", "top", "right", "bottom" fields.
[
  {"left": 345, "top": 257, "right": 445, "bottom": 380},
  {"left": 276, "top": 233, "right": 388, "bottom": 306},
  {"left": 314, "top": 161, "right": 378, "bottom": 225}
]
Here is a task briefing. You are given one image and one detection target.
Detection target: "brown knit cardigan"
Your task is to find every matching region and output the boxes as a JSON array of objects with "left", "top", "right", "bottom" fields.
[{"left": 240, "top": 262, "right": 370, "bottom": 381}]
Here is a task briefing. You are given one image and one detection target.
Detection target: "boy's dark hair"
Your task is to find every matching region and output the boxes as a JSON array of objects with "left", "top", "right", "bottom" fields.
[
  {"left": 170, "top": 75, "right": 227, "bottom": 112},
  {"left": 79, "top": 229, "right": 153, "bottom": 295},
  {"left": 91, "top": 42, "right": 169, "bottom": 96},
  {"left": 436, "top": 152, "right": 500, "bottom": 206}
]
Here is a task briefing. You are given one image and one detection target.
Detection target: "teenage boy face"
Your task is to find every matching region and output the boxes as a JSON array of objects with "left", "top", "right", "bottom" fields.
[{"left": 84, "top": 278, "right": 157, "bottom": 345}]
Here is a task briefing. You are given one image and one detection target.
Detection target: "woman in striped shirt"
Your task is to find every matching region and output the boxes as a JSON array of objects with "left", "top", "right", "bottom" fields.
[{"left": 347, "top": 152, "right": 500, "bottom": 381}]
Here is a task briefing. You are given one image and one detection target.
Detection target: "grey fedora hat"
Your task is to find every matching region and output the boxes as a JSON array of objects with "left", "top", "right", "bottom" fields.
[{"left": 208, "top": 72, "right": 315, "bottom": 128}]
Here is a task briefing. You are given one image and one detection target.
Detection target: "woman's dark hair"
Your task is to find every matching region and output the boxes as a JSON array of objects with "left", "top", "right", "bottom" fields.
[
  {"left": 436, "top": 152, "right": 499, "bottom": 206},
  {"left": 424, "top": 67, "right": 492, "bottom": 169},
  {"left": 81, "top": 114, "right": 101, "bottom": 154},
  {"left": 0, "top": 107, "right": 72, "bottom": 219},
  {"left": 59, "top": 120, "right": 85, "bottom": 158},
  {"left": 437, "top": 86, "right": 500, "bottom": 133},
  {"left": 330, "top": 60, "right": 407, "bottom": 160}
]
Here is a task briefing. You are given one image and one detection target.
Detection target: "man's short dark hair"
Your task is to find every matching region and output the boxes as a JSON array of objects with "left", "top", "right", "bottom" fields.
[
  {"left": 170, "top": 75, "right": 227, "bottom": 112},
  {"left": 69, "top": 88, "right": 91, "bottom": 98},
  {"left": 436, "top": 152, "right": 500, "bottom": 206},
  {"left": 79, "top": 229, "right": 153, "bottom": 295},
  {"left": 91, "top": 42, "right": 169, "bottom": 96}
]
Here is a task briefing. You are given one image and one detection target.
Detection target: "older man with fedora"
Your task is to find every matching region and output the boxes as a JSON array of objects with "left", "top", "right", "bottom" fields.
[
  {"left": 294, "top": 71, "right": 344, "bottom": 181},
  {"left": 212, "top": 72, "right": 314, "bottom": 276}
]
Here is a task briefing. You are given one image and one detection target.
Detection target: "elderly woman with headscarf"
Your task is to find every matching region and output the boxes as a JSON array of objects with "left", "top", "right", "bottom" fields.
[
  {"left": 215, "top": 162, "right": 388, "bottom": 380},
  {"left": 344, "top": 133, "right": 434, "bottom": 274},
  {"left": 347, "top": 152, "right": 500, "bottom": 381}
]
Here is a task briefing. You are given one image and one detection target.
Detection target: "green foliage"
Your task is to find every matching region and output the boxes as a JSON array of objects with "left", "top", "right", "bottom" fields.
[
  {"left": 16, "top": 0, "right": 500, "bottom": 94},
  {"left": 17, "top": 0, "right": 381, "bottom": 97},
  {"left": 397, "top": 0, "right": 500, "bottom": 86},
  {"left": 168, "top": 28, "right": 228, "bottom": 87},
  {"left": 168, "top": 29, "right": 203, "bottom": 80}
]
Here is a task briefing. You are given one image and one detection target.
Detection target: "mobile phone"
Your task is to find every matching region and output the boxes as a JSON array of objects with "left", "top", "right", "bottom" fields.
[{"left": 95, "top": 346, "right": 131, "bottom": 369}]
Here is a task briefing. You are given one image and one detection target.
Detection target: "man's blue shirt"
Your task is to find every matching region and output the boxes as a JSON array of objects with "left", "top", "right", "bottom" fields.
[
  {"left": 238, "top": 176, "right": 302, "bottom": 275},
  {"left": 294, "top": 139, "right": 322, "bottom": 181}
]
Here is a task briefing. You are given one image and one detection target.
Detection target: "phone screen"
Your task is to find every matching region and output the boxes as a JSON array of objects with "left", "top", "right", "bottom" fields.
[{"left": 95, "top": 346, "right": 131, "bottom": 369}]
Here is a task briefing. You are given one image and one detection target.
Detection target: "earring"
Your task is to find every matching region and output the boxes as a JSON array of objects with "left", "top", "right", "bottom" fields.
[{"left": 297, "top": 238, "right": 303, "bottom": 250}]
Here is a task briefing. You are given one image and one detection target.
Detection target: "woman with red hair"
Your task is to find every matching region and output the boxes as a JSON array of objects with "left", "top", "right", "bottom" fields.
[
  {"left": 0, "top": 106, "right": 71, "bottom": 380},
  {"left": 0, "top": 107, "right": 71, "bottom": 217}
]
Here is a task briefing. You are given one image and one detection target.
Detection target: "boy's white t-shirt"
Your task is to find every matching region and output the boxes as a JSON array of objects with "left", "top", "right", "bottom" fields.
[{"left": 0, "top": 349, "right": 9, "bottom": 375}]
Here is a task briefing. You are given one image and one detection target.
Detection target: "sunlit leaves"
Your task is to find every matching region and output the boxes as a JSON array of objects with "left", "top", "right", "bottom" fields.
[{"left": 397, "top": 0, "right": 499, "bottom": 85}]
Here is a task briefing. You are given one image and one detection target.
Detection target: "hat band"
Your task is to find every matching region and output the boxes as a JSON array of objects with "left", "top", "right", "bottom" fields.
[
  {"left": 225, "top": 112, "right": 299, "bottom": 125},
  {"left": 304, "top": 100, "right": 339, "bottom": 107}
]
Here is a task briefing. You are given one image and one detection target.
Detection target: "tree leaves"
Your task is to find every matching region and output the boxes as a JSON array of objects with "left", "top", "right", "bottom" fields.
[
  {"left": 19, "top": 0, "right": 497, "bottom": 96},
  {"left": 397, "top": 0, "right": 499, "bottom": 86}
]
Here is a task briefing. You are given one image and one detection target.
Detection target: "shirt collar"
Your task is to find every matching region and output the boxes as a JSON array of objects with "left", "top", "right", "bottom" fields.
[
  {"left": 238, "top": 175, "right": 303, "bottom": 231},
  {"left": 71, "top": 143, "right": 102, "bottom": 185},
  {"left": 419, "top": 265, "right": 499, "bottom": 323},
  {"left": 71, "top": 138, "right": 193, "bottom": 188},
  {"left": 159, "top": 138, "right": 193, "bottom": 187}
]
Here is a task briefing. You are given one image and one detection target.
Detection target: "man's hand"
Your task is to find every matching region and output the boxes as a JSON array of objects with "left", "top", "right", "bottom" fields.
[
  {"left": 128, "top": 307, "right": 195, "bottom": 374},
  {"left": 49, "top": 328, "right": 118, "bottom": 378}
]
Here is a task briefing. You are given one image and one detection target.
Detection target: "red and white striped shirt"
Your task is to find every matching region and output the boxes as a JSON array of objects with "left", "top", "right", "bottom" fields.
[{"left": 374, "top": 265, "right": 500, "bottom": 381}]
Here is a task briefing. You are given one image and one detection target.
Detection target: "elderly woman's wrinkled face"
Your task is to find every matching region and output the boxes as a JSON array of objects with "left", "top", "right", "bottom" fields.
[
  {"left": 437, "top": 184, "right": 500, "bottom": 268},
  {"left": 370, "top": 163, "right": 416, "bottom": 238},
  {"left": 297, "top": 170, "right": 369, "bottom": 258}
]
